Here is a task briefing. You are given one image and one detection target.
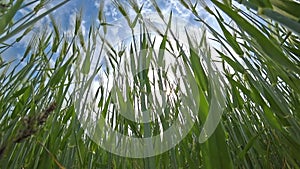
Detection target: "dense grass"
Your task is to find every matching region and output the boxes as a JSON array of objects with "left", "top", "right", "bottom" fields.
[{"left": 0, "top": 0, "right": 299, "bottom": 168}]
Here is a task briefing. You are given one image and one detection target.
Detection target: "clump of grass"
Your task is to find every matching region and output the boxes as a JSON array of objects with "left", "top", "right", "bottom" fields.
[
  {"left": 0, "top": 102, "right": 56, "bottom": 159},
  {"left": 14, "top": 101, "right": 57, "bottom": 143},
  {"left": 0, "top": 0, "right": 299, "bottom": 168}
]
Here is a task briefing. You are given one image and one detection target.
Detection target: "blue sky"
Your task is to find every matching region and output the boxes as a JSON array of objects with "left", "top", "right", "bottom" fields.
[
  {"left": 1, "top": 0, "right": 220, "bottom": 71},
  {"left": 2, "top": 0, "right": 194, "bottom": 59}
]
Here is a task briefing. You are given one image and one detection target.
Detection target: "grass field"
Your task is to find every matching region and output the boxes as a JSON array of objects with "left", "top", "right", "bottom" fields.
[{"left": 0, "top": 0, "right": 300, "bottom": 168}]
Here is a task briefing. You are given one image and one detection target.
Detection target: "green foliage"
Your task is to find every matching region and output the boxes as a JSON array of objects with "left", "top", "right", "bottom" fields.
[{"left": 0, "top": 0, "right": 299, "bottom": 168}]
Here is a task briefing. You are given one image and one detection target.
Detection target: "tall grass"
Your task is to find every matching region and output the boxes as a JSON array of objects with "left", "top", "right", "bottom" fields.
[{"left": 0, "top": 0, "right": 299, "bottom": 168}]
